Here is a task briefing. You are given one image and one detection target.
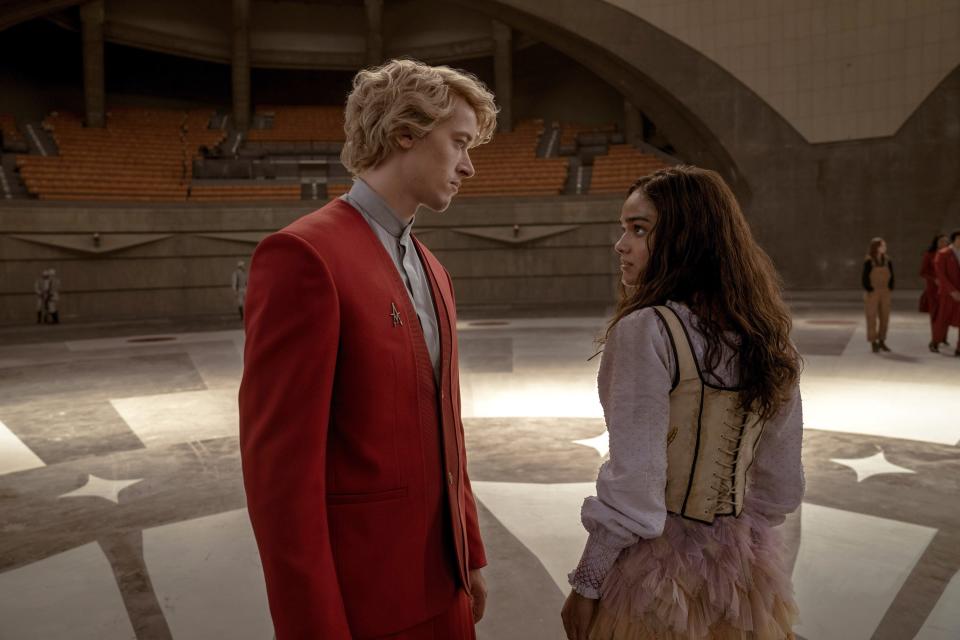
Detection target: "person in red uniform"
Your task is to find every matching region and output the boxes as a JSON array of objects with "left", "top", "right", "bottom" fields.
[
  {"left": 238, "top": 59, "right": 498, "bottom": 639},
  {"left": 932, "top": 229, "right": 960, "bottom": 356},
  {"left": 921, "top": 233, "right": 948, "bottom": 350}
]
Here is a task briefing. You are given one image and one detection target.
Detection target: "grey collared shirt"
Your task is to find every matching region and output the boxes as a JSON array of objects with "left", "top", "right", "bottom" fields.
[{"left": 342, "top": 179, "right": 441, "bottom": 380}]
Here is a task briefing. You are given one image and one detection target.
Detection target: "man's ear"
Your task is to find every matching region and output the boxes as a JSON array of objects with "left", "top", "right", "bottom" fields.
[{"left": 395, "top": 127, "right": 417, "bottom": 150}]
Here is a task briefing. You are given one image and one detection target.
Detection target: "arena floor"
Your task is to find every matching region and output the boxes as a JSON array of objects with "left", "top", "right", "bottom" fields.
[{"left": 0, "top": 296, "right": 957, "bottom": 640}]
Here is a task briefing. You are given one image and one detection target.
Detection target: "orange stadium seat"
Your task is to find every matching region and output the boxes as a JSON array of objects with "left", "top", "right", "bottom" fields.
[
  {"left": 560, "top": 121, "right": 617, "bottom": 147},
  {"left": 16, "top": 107, "right": 224, "bottom": 202},
  {"left": 248, "top": 106, "right": 345, "bottom": 143},
  {"left": 0, "top": 113, "right": 25, "bottom": 146},
  {"left": 589, "top": 145, "right": 673, "bottom": 194},
  {"left": 13, "top": 107, "right": 577, "bottom": 201},
  {"left": 458, "top": 120, "right": 568, "bottom": 197},
  {"left": 189, "top": 183, "right": 302, "bottom": 202},
  {"left": 325, "top": 182, "right": 352, "bottom": 199}
]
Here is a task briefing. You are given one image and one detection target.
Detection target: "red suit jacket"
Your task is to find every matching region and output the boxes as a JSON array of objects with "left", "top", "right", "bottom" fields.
[
  {"left": 934, "top": 246, "right": 960, "bottom": 327},
  {"left": 239, "top": 199, "right": 486, "bottom": 639}
]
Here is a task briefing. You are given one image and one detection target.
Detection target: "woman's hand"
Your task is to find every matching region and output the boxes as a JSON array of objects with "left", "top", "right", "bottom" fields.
[{"left": 561, "top": 590, "right": 597, "bottom": 640}]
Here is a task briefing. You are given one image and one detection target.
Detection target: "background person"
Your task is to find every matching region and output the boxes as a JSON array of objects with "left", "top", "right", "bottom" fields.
[
  {"left": 862, "top": 237, "right": 894, "bottom": 353},
  {"left": 921, "top": 233, "right": 948, "bottom": 349},
  {"left": 931, "top": 229, "right": 960, "bottom": 356},
  {"left": 231, "top": 260, "right": 247, "bottom": 320}
]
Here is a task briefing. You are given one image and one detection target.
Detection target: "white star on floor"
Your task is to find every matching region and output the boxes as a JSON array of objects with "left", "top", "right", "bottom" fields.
[
  {"left": 572, "top": 430, "right": 609, "bottom": 457},
  {"left": 58, "top": 474, "right": 143, "bottom": 504},
  {"left": 829, "top": 449, "right": 916, "bottom": 482}
]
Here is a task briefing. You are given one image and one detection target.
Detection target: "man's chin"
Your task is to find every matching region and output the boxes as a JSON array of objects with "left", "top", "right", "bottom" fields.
[{"left": 425, "top": 195, "right": 453, "bottom": 213}]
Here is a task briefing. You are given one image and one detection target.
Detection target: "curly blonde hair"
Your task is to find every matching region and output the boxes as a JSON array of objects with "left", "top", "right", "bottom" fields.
[{"left": 341, "top": 58, "right": 498, "bottom": 175}]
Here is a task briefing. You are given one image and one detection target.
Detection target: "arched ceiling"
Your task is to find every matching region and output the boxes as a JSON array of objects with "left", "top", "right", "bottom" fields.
[
  {"left": 3, "top": 0, "right": 535, "bottom": 69},
  {"left": 457, "top": 0, "right": 752, "bottom": 201}
]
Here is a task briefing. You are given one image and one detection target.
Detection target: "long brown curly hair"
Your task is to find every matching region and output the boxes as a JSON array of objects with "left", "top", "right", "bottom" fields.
[{"left": 604, "top": 165, "right": 801, "bottom": 421}]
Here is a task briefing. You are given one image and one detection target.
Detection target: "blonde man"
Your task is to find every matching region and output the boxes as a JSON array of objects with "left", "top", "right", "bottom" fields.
[{"left": 239, "top": 59, "right": 498, "bottom": 639}]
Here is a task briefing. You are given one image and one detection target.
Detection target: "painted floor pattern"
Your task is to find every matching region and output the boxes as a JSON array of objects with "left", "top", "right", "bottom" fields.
[{"left": 0, "top": 303, "right": 958, "bottom": 639}]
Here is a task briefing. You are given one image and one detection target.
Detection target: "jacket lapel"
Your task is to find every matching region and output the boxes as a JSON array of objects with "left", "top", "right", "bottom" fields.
[
  {"left": 413, "top": 236, "right": 453, "bottom": 383},
  {"left": 338, "top": 200, "right": 418, "bottom": 323}
]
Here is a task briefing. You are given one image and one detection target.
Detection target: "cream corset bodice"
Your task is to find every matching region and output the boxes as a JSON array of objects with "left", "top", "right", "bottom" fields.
[{"left": 654, "top": 306, "right": 764, "bottom": 523}]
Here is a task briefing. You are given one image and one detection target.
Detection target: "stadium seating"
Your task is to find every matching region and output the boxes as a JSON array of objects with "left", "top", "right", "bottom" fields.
[
  {"left": 325, "top": 182, "right": 352, "bottom": 199},
  {"left": 189, "top": 183, "right": 301, "bottom": 201},
  {"left": 560, "top": 121, "right": 617, "bottom": 148},
  {"left": 589, "top": 144, "right": 673, "bottom": 194},
  {"left": 11, "top": 109, "right": 579, "bottom": 201},
  {"left": 16, "top": 108, "right": 224, "bottom": 201},
  {"left": 0, "top": 113, "right": 24, "bottom": 148},
  {"left": 457, "top": 119, "right": 568, "bottom": 197},
  {"left": 248, "top": 106, "right": 345, "bottom": 143}
]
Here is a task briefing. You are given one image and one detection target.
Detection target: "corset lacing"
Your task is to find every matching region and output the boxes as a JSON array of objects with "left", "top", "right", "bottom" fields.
[{"left": 709, "top": 409, "right": 746, "bottom": 512}]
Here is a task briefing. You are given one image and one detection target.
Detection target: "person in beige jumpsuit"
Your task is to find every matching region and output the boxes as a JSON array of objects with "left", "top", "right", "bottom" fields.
[{"left": 862, "top": 237, "right": 895, "bottom": 352}]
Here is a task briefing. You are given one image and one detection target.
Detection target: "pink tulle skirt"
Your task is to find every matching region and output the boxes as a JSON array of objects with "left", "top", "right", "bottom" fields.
[{"left": 589, "top": 509, "right": 798, "bottom": 640}]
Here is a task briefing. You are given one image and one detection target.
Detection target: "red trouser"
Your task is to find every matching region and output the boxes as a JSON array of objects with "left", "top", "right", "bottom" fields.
[
  {"left": 378, "top": 590, "right": 475, "bottom": 640},
  {"left": 932, "top": 309, "right": 956, "bottom": 343}
]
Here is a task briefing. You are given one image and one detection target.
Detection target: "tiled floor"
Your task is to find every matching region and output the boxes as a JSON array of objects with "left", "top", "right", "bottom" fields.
[{"left": 0, "top": 301, "right": 957, "bottom": 639}]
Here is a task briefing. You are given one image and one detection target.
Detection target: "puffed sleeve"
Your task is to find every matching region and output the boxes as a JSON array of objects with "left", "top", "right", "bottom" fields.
[
  {"left": 745, "top": 384, "right": 805, "bottom": 525},
  {"left": 568, "top": 309, "right": 672, "bottom": 598}
]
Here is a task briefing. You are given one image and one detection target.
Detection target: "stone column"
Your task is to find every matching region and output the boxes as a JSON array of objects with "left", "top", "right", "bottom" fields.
[
  {"left": 232, "top": 0, "right": 251, "bottom": 131},
  {"left": 80, "top": 0, "right": 105, "bottom": 128},
  {"left": 624, "top": 99, "right": 641, "bottom": 146},
  {"left": 364, "top": 0, "right": 383, "bottom": 67},
  {"left": 492, "top": 21, "right": 513, "bottom": 132}
]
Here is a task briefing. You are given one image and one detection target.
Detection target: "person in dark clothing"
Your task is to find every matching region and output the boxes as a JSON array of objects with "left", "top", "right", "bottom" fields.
[{"left": 862, "top": 237, "right": 894, "bottom": 352}]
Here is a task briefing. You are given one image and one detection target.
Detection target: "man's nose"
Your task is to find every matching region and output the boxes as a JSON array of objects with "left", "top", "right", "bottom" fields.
[{"left": 458, "top": 153, "right": 475, "bottom": 178}]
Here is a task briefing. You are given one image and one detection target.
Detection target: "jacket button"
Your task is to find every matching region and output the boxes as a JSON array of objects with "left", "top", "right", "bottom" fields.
[{"left": 448, "top": 471, "right": 454, "bottom": 486}]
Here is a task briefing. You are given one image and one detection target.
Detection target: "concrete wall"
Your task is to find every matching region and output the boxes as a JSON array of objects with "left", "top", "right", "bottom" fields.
[
  {"left": 600, "top": 0, "right": 960, "bottom": 143},
  {"left": 0, "top": 20, "right": 229, "bottom": 121},
  {"left": 513, "top": 43, "right": 626, "bottom": 127},
  {"left": 14, "top": 0, "right": 956, "bottom": 144},
  {"left": 0, "top": 21, "right": 85, "bottom": 122},
  {"left": 100, "top": 0, "right": 501, "bottom": 69},
  {"left": 469, "top": 0, "right": 960, "bottom": 290},
  {"left": 0, "top": 19, "right": 621, "bottom": 131},
  {"left": 0, "top": 198, "right": 624, "bottom": 325},
  {"left": 2, "top": 1, "right": 958, "bottom": 313}
]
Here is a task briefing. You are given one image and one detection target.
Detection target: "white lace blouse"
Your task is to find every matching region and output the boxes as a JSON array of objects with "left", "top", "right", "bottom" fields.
[{"left": 568, "top": 301, "right": 805, "bottom": 599}]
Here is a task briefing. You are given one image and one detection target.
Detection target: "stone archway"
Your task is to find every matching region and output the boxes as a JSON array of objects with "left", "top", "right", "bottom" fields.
[{"left": 454, "top": 0, "right": 804, "bottom": 206}]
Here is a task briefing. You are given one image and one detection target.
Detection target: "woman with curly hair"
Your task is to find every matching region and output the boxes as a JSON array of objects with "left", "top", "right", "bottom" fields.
[{"left": 562, "top": 166, "right": 804, "bottom": 640}]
